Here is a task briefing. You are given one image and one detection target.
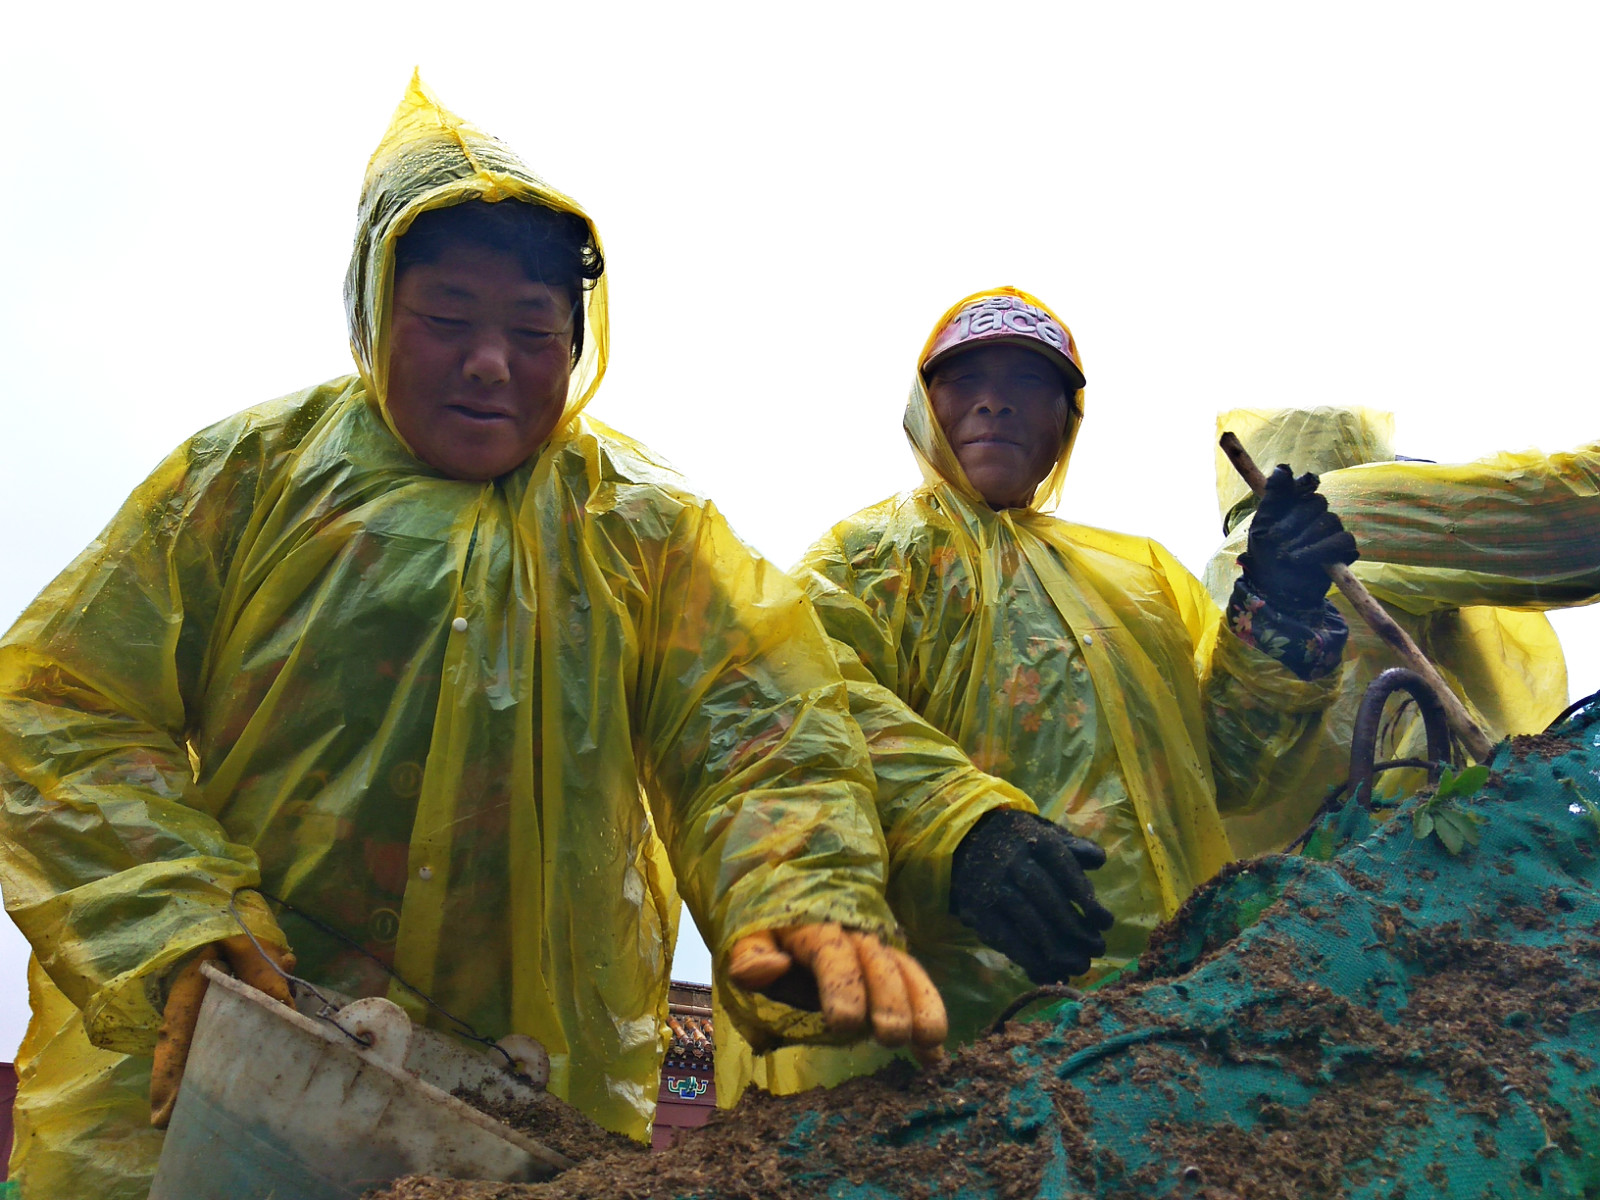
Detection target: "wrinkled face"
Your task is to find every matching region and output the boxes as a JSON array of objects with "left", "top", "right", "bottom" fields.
[
  {"left": 927, "top": 344, "right": 1072, "bottom": 509},
  {"left": 386, "top": 242, "right": 575, "bottom": 480}
]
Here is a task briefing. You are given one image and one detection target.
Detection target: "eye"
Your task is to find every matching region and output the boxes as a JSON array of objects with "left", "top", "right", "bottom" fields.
[
  {"left": 422, "top": 314, "right": 469, "bottom": 331},
  {"left": 513, "top": 328, "right": 562, "bottom": 344}
]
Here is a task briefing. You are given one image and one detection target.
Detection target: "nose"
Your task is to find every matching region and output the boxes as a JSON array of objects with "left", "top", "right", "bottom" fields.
[
  {"left": 973, "top": 385, "right": 1013, "bottom": 417},
  {"left": 462, "top": 335, "right": 511, "bottom": 387}
]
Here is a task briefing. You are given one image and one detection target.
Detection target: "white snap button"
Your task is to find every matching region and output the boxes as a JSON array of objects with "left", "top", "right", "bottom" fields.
[
  {"left": 418, "top": 866, "right": 434, "bottom": 880},
  {"left": 1083, "top": 633, "right": 1094, "bottom": 646},
  {"left": 451, "top": 617, "right": 469, "bottom": 633}
]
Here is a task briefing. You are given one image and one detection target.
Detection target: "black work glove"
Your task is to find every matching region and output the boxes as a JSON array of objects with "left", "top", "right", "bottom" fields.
[
  {"left": 1239, "top": 465, "right": 1359, "bottom": 613},
  {"left": 949, "top": 809, "right": 1114, "bottom": 984}
]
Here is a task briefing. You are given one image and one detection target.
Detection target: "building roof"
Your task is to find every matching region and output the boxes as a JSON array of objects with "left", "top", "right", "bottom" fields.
[{"left": 665, "top": 980, "right": 713, "bottom": 1066}]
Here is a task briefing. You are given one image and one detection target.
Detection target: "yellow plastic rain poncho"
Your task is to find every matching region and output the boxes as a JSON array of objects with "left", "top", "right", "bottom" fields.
[
  {"left": 0, "top": 76, "right": 906, "bottom": 1195},
  {"left": 1205, "top": 407, "right": 1600, "bottom": 857},
  {"left": 716, "top": 289, "right": 1348, "bottom": 1100}
]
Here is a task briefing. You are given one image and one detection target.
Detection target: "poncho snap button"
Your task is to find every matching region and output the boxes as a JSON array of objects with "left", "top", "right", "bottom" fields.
[
  {"left": 418, "top": 866, "right": 434, "bottom": 880},
  {"left": 451, "top": 617, "right": 469, "bottom": 633},
  {"left": 1082, "top": 633, "right": 1094, "bottom": 646}
]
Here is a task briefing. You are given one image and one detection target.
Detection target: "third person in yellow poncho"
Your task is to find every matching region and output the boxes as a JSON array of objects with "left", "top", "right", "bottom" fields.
[{"left": 1206, "top": 407, "right": 1600, "bottom": 856}]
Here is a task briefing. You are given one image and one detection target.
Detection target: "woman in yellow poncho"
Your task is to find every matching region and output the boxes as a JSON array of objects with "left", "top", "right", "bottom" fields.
[
  {"left": 0, "top": 77, "right": 946, "bottom": 1197},
  {"left": 1205, "top": 407, "right": 1600, "bottom": 857}
]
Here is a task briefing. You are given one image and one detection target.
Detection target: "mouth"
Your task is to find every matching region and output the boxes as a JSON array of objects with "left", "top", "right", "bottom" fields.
[
  {"left": 444, "top": 403, "right": 515, "bottom": 424},
  {"left": 962, "top": 437, "right": 1021, "bottom": 449}
]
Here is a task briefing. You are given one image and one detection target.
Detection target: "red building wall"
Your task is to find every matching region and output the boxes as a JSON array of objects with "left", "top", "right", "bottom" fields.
[
  {"left": 1, "top": 1062, "right": 15, "bottom": 1182},
  {"left": 653, "top": 1064, "right": 716, "bottom": 1150},
  {"left": 652, "top": 982, "right": 716, "bottom": 1150}
]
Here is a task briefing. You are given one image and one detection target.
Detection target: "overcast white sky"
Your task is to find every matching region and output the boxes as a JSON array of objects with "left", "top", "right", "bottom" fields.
[{"left": 2, "top": 1, "right": 1598, "bottom": 1061}]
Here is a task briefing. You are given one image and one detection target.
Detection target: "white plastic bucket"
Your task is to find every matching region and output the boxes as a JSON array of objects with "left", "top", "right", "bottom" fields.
[{"left": 149, "top": 964, "right": 571, "bottom": 1199}]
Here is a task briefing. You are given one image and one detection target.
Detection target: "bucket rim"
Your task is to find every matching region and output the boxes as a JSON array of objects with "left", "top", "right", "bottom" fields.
[{"left": 196, "top": 961, "right": 576, "bottom": 1174}]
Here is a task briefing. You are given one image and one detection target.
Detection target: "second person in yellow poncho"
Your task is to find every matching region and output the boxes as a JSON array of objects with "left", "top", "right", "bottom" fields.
[
  {"left": 718, "top": 287, "right": 1362, "bottom": 1101},
  {"left": 797, "top": 287, "right": 1360, "bottom": 965}
]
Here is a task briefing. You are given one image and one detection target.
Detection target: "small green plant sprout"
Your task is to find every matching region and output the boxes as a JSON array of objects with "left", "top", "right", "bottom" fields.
[{"left": 1412, "top": 764, "right": 1490, "bottom": 854}]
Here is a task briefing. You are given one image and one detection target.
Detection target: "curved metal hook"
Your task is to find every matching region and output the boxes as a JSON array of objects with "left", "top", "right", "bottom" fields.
[{"left": 1348, "top": 668, "right": 1453, "bottom": 806}]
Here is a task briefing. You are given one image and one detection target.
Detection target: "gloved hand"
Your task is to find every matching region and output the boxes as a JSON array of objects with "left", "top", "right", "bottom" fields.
[
  {"left": 727, "top": 923, "right": 948, "bottom": 1060},
  {"left": 150, "top": 933, "right": 296, "bottom": 1128},
  {"left": 1239, "top": 464, "right": 1359, "bottom": 613},
  {"left": 949, "top": 808, "right": 1114, "bottom": 984}
]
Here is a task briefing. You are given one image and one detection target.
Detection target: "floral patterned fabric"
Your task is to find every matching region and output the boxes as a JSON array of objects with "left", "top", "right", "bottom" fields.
[{"left": 1225, "top": 575, "right": 1348, "bottom": 682}]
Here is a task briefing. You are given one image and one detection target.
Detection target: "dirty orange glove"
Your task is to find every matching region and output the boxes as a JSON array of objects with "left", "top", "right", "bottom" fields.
[
  {"left": 728, "top": 924, "right": 947, "bottom": 1059},
  {"left": 150, "top": 933, "right": 296, "bottom": 1128}
]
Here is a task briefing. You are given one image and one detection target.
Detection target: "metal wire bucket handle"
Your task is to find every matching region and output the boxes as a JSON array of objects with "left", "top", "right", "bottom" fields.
[{"left": 1348, "top": 667, "right": 1454, "bottom": 805}]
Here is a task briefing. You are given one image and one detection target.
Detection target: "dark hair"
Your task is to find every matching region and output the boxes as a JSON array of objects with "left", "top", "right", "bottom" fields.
[{"left": 394, "top": 199, "right": 604, "bottom": 364}]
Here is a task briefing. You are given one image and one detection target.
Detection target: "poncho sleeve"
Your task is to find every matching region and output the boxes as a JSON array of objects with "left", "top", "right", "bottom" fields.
[
  {"left": 628, "top": 498, "right": 910, "bottom": 1046},
  {"left": 1150, "top": 540, "right": 1343, "bottom": 818},
  {"left": 0, "top": 398, "right": 324, "bottom": 1054},
  {"left": 792, "top": 530, "right": 1034, "bottom": 950},
  {"left": 1321, "top": 443, "right": 1600, "bottom": 615}
]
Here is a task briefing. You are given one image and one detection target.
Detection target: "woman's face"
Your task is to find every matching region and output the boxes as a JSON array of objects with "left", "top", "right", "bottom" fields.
[
  {"left": 385, "top": 241, "right": 575, "bottom": 480},
  {"left": 927, "top": 344, "right": 1071, "bottom": 509}
]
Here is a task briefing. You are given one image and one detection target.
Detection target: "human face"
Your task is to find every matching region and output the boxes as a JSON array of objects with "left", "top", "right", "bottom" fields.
[
  {"left": 386, "top": 242, "right": 575, "bottom": 480},
  {"left": 926, "top": 344, "right": 1072, "bottom": 509}
]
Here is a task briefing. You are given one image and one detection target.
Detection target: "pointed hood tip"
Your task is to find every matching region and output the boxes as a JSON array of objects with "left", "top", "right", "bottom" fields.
[{"left": 382, "top": 68, "right": 474, "bottom": 144}]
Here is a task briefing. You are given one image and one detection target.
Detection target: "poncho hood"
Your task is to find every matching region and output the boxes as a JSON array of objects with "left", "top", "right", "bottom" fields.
[
  {"left": 344, "top": 71, "right": 609, "bottom": 451},
  {"left": 905, "top": 287, "right": 1085, "bottom": 513},
  {"left": 1214, "top": 406, "right": 1395, "bottom": 533}
]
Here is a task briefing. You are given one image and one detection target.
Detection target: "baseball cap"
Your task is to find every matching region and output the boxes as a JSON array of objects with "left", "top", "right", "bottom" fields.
[{"left": 922, "top": 293, "right": 1086, "bottom": 391}]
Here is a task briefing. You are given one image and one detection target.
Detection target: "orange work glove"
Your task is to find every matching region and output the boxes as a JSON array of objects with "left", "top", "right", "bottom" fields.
[
  {"left": 728, "top": 924, "right": 947, "bottom": 1060},
  {"left": 150, "top": 933, "right": 296, "bottom": 1128}
]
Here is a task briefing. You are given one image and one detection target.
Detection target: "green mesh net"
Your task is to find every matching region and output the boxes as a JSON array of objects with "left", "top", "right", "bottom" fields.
[
  {"left": 465, "top": 702, "right": 1600, "bottom": 1200},
  {"left": 378, "top": 704, "right": 1600, "bottom": 1200},
  {"left": 865, "top": 707, "right": 1600, "bottom": 1197}
]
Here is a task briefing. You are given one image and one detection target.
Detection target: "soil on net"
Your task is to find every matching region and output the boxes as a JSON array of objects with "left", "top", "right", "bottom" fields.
[
  {"left": 371, "top": 919, "right": 1600, "bottom": 1200},
  {"left": 1508, "top": 732, "right": 1578, "bottom": 759}
]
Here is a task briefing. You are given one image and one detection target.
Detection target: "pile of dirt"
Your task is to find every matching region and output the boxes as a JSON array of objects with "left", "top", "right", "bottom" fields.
[
  {"left": 371, "top": 920, "right": 1599, "bottom": 1200},
  {"left": 451, "top": 1083, "right": 643, "bottom": 1166},
  {"left": 372, "top": 728, "right": 1600, "bottom": 1199},
  {"left": 1123, "top": 930, "right": 1599, "bottom": 1197}
]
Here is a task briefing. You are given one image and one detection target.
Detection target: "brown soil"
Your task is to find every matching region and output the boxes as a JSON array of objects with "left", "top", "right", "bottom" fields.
[
  {"left": 451, "top": 1083, "right": 643, "bottom": 1165},
  {"left": 369, "top": 919, "right": 1599, "bottom": 1200},
  {"left": 1509, "top": 731, "right": 1581, "bottom": 759}
]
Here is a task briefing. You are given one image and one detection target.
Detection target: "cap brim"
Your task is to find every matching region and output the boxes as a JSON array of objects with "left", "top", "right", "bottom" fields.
[{"left": 924, "top": 335, "right": 1086, "bottom": 392}]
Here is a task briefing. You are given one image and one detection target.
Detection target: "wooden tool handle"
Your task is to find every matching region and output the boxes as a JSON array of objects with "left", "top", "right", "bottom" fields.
[{"left": 1219, "top": 432, "right": 1495, "bottom": 762}]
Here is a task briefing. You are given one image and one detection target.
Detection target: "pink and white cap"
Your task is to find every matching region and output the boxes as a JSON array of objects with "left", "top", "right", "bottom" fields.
[{"left": 922, "top": 293, "right": 1086, "bottom": 390}]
